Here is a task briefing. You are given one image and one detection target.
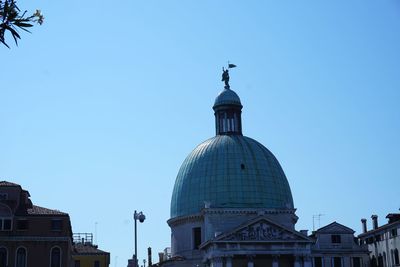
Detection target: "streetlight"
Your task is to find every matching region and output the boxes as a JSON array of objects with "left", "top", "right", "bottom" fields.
[{"left": 134, "top": 210, "right": 146, "bottom": 267}]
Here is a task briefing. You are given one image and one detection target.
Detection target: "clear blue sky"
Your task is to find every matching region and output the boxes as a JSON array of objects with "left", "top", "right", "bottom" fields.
[{"left": 2, "top": 1, "right": 400, "bottom": 266}]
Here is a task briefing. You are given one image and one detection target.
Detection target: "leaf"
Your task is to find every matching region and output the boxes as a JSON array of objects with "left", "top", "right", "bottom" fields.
[
  {"left": 0, "top": 39, "right": 10, "bottom": 48},
  {"left": 14, "top": 21, "right": 33, "bottom": 28},
  {"left": 5, "top": 24, "right": 20, "bottom": 45}
]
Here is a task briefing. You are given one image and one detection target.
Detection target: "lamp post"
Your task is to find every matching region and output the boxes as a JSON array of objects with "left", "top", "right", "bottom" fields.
[{"left": 134, "top": 210, "right": 146, "bottom": 267}]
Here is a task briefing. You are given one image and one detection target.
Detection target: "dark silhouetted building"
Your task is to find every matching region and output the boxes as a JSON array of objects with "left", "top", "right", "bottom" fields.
[{"left": 0, "top": 181, "right": 73, "bottom": 266}]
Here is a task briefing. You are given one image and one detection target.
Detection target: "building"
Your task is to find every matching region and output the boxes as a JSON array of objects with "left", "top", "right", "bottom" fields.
[
  {"left": 0, "top": 180, "right": 73, "bottom": 267},
  {"left": 310, "top": 222, "right": 369, "bottom": 267},
  {"left": 72, "top": 233, "right": 110, "bottom": 267},
  {"left": 160, "top": 72, "right": 369, "bottom": 267},
  {"left": 358, "top": 213, "right": 400, "bottom": 267}
]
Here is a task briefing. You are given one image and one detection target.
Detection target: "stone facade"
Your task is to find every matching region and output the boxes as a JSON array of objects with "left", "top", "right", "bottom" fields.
[
  {"left": 359, "top": 214, "right": 400, "bottom": 267},
  {"left": 162, "top": 83, "right": 370, "bottom": 267},
  {"left": 311, "top": 222, "right": 369, "bottom": 267}
]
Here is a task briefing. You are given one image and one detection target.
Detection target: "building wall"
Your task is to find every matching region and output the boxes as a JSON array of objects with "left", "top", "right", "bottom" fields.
[
  {"left": 72, "top": 254, "right": 109, "bottom": 267},
  {"left": 360, "top": 223, "right": 400, "bottom": 267},
  {"left": 169, "top": 215, "right": 203, "bottom": 259},
  {"left": 315, "top": 233, "right": 355, "bottom": 250},
  {"left": 311, "top": 223, "right": 370, "bottom": 267},
  {"left": 0, "top": 183, "right": 73, "bottom": 267},
  {"left": 0, "top": 214, "right": 73, "bottom": 267},
  {"left": 1, "top": 240, "right": 72, "bottom": 267},
  {"left": 169, "top": 208, "right": 298, "bottom": 260}
]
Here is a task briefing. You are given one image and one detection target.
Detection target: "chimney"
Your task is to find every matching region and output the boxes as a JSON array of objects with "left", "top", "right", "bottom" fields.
[
  {"left": 371, "top": 215, "right": 378, "bottom": 230},
  {"left": 361, "top": 218, "right": 367, "bottom": 233},
  {"left": 148, "top": 247, "right": 152, "bottom": 267},
  {"left": 158, "top": 253, "right": 164, "bottom": 263},
  {"left": 300, "top": 230, "right": 308, "bottom": 236}
]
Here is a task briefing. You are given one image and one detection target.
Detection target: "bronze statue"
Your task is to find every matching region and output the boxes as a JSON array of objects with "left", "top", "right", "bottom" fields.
[{"left": 222, "top": 67, "right": 230, "bottom": 88}]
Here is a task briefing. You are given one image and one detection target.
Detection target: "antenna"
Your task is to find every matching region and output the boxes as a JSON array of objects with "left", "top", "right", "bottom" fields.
[
  {"left": 95, "top": 222, "right": 98, "bottom": 244},
  {"left": 313, "top": 214, "right": 325, "bottom": 231}
]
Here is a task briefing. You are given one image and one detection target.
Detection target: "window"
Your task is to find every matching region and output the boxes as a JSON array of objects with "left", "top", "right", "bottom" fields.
[
  {"left": 314, "top": 257, "right": 322, "bottom": 267},
  {"left": 333, "top": 257, "right": 342, "bottom": 267},
  {"left": 74, "top": 260, "right": 81, "bottom": 267},
  {"left": 371, "top": 256, "right": 377, "bottom": 267},
  {"left": 331, "top": 234, "right": 341, "bottom": 243},
  {"left": 0, "top": 194, "right": 7, "bottom": 200},
  {"left": 50, "top": 247, "right": 61, "bottom": 267},
  {"left": 394, "top": 249, "right": 399, "bottom": 265},
  {"left": 17, "top": 220, "right": 28, "bottom": 230},
  {"left": 16, "top": 247, "right": 26, "bottom": 267},
  {"left": 391, "top": 228, "right": 398, "bottom": 238},
  {"left": 51, "top": 220, "right": 62, "bottom": 231},
  {"left": 0, "top": 218, "right": 12, "bottom": 231},
  {"left": 193, "top": 227, "right": 201, "bottom": 249},
  {"left": 94, "top": 260, "right": 100, "bottom": 267},
  {"left": 0, "top": 248, "right": 7, "bottom": 267},
  {"left": 378, "top": 254, "right": 383, "bottom": 267},
  {"left": 353, "top": 257, "right": 361, "bottom": 267}
]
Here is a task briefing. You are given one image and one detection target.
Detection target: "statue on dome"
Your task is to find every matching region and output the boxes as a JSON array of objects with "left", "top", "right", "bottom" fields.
[
  {"left": 222, "top": 67, "right": 230, "bottom": 89},
  {"left": 222, "top": 63, "right": 237, "bottom": 89}
]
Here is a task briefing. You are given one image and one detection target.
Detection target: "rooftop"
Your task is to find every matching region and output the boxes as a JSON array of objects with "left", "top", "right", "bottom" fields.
[
  {"left": 73, "top": 243, "right": 109, "bottom": 255},
  {"left": 27, "top": 205, "right": 68, "bottom": 216},
  {"left": 0, "top": 181, "right": 20, "bottom": 187}
]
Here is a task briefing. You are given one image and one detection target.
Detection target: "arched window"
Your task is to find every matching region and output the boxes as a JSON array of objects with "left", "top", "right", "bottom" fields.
[
  {"left": 371, "top": 255, "right": 377, "bottom": 267},
  {"left": 383, "top": 252, "right": 386, "bottom": 267},
  {"left": 394, "top": 249, "right": 399, "bottom": 265},
  {"left": 50, "top": 247, "right": 61, "bottom": 267},
  {"left": 16, "top": 247, "right": 26, "bottom": 267},
  {"left": 0, "top": 247, "right": 7, "bottom": 267},
  {"left": 378, "top": 254, "right": 383, "bottom": 267}
]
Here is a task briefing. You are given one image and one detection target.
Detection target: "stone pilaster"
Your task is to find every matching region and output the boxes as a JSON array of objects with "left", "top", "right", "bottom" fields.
[
  {"left": 211, "top": 257, "right": 223, "bottom": 267},
  {"left": 272, "top": 255, "right": 280, "bottom": 267},
  {"left": 294, "top": 256, "right": 302, "bottom": 267},
  {"left": 247, "top": 255, "right": 254, "bottom": 267},
  {"left": 304, "top": 255, "right": 312, "bottom": 267},
  {"left": 226, "top": 256, "right": 233, "bottom": 267}
]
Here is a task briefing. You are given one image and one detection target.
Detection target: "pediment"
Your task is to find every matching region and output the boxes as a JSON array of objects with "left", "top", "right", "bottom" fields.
[
  {"left": 215, "top": 216, "right": 311, "bottom": 242},
  {"left": 316, "top": 222, "right": 355, "bottom": 234}
]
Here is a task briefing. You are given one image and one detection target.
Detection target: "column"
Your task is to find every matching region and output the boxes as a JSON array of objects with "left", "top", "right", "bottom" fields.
[
  {"left": 304, "top": 255, "right": 312, "bottom": 267},
  {"left": 247, "top": 256, "right": 254, "bottom": 267},
  {"left": 226, "top": 257, "right": 233, "bottom": 267},
  {"left": 272, "top": 255, "right": 280, "bottom": 267},
  {"left": 294, "top": 256, "right": 301, "bottom": 267},
  {"left": 211, "top": 257, "right": 223, "bottom": 267}
]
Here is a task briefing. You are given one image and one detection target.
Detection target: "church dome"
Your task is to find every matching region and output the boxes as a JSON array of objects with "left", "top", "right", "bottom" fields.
[
  {"left": 170, "top": 135, "right": 294, "bottom": 218},
  {"left": 170, "top": 85, "right": 294, "bottom": 219}
]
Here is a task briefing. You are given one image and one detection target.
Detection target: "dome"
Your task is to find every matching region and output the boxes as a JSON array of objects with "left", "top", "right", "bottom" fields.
[
  {"left": 170, "top": 135, "right": 294, "bottom": 218},
  {"left": 213, "top": 88, "right": 242, "bottom": 108}
]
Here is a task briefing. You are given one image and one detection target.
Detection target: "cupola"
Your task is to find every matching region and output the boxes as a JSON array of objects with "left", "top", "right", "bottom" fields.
[{"left": 213, "top": 88, "right": 243, "bottom": 135}]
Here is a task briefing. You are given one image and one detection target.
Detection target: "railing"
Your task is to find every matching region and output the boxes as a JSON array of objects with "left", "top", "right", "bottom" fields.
[{"left": 73, "top": 232, "right": 93, "bottom": 244}]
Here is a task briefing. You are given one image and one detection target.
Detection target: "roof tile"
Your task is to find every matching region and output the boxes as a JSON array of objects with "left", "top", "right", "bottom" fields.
[{"left": 27, "top": 205, "right": 68, "bottom": 215}]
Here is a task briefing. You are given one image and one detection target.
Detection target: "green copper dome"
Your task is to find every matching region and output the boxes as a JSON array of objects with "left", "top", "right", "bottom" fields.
[
  {"left": 170, "top": 135, "right": 294, "bottom": 218},
  {"left": 170, "top": 84, "right": 294, "bottom": 219}
]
